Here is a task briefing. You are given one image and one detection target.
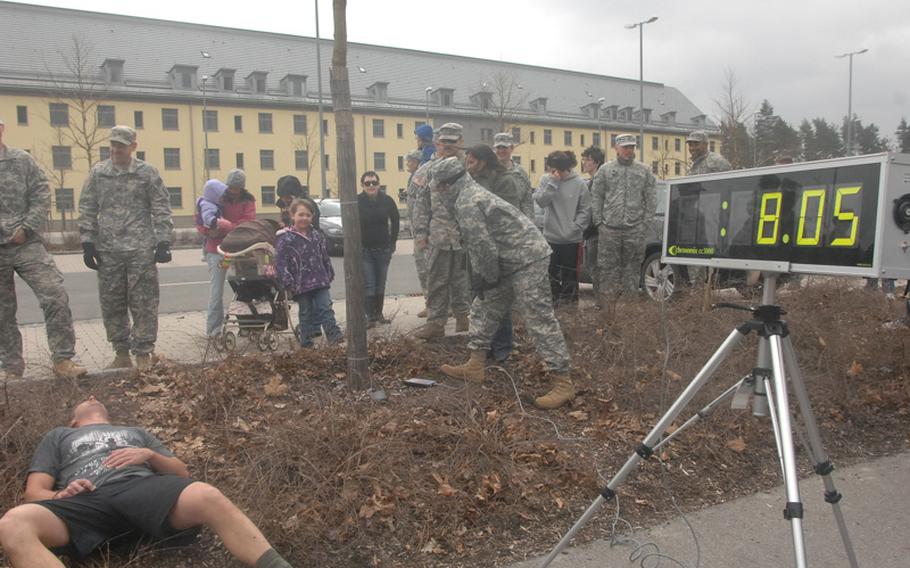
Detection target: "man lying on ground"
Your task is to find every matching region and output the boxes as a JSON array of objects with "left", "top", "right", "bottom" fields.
[{"left": 0, "top": 396, "right": 292, "bottom": 568}]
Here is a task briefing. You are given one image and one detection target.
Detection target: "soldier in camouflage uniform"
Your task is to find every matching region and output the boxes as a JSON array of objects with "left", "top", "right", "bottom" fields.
[
  {"left": 0, "top": 119, "right": 86, "bottom": 379},
  {"left": 78, "top": 126, "right": 173, "bottom": 369},
  {"left": 686, "top": 130, "right": 731, "bottom": 285},
  {"left": 591, "top": 134, "right": 657, "bottom": 300},
  {"left": 411, "top": 123, "right": 471, "bottom": 339},
  {"left": 493, "top": 132, "right": 533, "bottom": 198},
  {"left": 404, "top": 149, "right": 429, "bottom": 314},
  {"left": 433, "top": 157, "right": 574, "bottom": 409},
  {"left": 686, "top": 130, "right": 731, "bottom": 175}
]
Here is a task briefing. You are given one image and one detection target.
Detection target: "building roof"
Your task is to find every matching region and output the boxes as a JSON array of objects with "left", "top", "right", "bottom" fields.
[{"left": 0, "top": 1, "right": 714, "bottom": 131}]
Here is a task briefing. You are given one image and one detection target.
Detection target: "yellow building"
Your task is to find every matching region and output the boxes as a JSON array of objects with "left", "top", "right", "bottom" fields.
[{"left": 0, "top": 2, "right": 719, "bottom": 228}]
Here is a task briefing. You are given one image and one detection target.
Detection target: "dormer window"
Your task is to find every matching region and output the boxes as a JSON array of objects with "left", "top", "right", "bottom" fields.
[
  {"left": 246, "top": 71, "right": 268, "bottom": 94},
  {"left": 602, "top": 105, "right": 618, "bottom": 121},
  {"left": 432, "top": 88, "right": 454, "bottom": 108},
  {"left": 214, "top": 69, "right": 236, "bottom": 92},
  {"left": 530, "top": 97, "right": 547, "bottom": 114},
  {"left": 282, "top": 74, "right": 308, "bottom": 97},
  {"left": 581, "top": 102, "right": 601, "bottom": 119},
  {"left": 168, "top": 65, "right": 198, "bottom": 90},
  {"left": 367, "top": 81, "right": 389, "bottom": 103},
  {"left": 691, "top": 114, "right": 707, "bottom": 127},
  {"left": 618, "top": 106, "right": 634, "bottom": 121},
  {"left": 470, "top": 91, "right": 493, "bottom": 112},
  {"left": 101, "top": 59, "right": 124, "bottom": 85},
  {"left": 660, "top": 111, "right": 677, "bottom": 124}
]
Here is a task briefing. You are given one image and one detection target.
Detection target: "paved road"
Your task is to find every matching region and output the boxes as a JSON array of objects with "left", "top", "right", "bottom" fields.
[{"left": 15, "top": 244, "right": 422, "bottom": 324}]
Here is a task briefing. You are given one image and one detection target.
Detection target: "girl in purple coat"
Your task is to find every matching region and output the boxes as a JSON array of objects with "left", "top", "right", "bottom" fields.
[{"left": 275, "top": 199, "right": 343, "bottom": 347}]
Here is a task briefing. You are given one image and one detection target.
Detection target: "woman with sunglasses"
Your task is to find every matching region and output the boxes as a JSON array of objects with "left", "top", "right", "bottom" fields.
[{"left": 358, "top": 171, "right": 400, "bottom": 326}]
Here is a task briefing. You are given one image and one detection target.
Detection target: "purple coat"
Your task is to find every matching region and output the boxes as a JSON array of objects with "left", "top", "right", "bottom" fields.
[{"left": 275, "top": 227, "right": 334, "bottom": 295}]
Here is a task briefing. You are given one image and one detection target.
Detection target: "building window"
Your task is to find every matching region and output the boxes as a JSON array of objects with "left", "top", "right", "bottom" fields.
[
  {"left": 203, "top": 110, "right": 218, "bottom": 132},
  {"left": 397, "top": 156, "right": 405, "bottom": 171},
  {"left": 611, "top": 134, "right": 618, "bottom": 147},
  {"left": 295, "top": 150, "right": 308, "bottom": 170},
  {"left": 564, "top": 130, "right": 573, "bottom": 146},
  {"left": 530, "top": 159, "right": 536, "bottom": 173},
  {"left": 16, "top": 105, "right": 27, "bottom": 125},
  {"left": 260, "top": 149, "right": 275, "bottom": 170},
  {"left": 99, "top": 147, "right": 111, "bottom": 162},
  {"left": 593, "top": 132, "right": 602, "bottom": 147},
  {"left": 543, "top": 129, "right": 552, "bottom": 145},
  {"left": 324, "top": 154, "right": 331, "bottom": 170},
  {"left": 49, "top": 103, "right": 69, "bottom": 127},
  {"left": 258, "top": 113, "right": 273, "bottom": 134},
  {"left": 511, "top": 127, "right": 521, "bottom": 144},
  {"left": 97, "top": 105, "right": 115, "bottom": 128},
  {"left": 396, "top": 123, "right": 404, "bottom": 138},
  {"left": 234, "top": 115, "right": 243, "bottom": 133},
  {"left": 322, "top": 119, "right": 329, "bottom": 135},
  {"left": 652, "top": 136, "right": 659, "bottom": 151},
  {"left": 674, "top": 162, "right": 681, "bottom": 175},
  {"left": 530, "top": 131, "right": 536, "bottom": 144},
  {"left": 710, "top": 141, "right": 716, "bottom": 152},
  {"left": 261, "top": 186, "right": 276, "bottom": 206},
  {"left": 651, "top": 161, "right": 659, "bottom": 174},
  {"left": 180, "top": 72, "right": 193, "bottom": 89},
  {"left": 134, "top": 110, "right": 144, "bottom": 129},
  {"left": 223, "top": 75, "right": 234, "bottom": 91},
  {"left": 51, "top": 146, "right": 72, "bottom": 170},
  {"left": 136, "top": 151, "right": 145, "bottom": 161},
  {"left": 205, "top": 148, "right": 220, "bottom": 170},
  {"left": 167, "top": 187, "right": 183, "bottom": 209},
  {"left": 372, "top": 119, "right": 385, "bottom": 138},
  {"left": 55, "top": 188, "right": 74, "bottom": 211},
  {"left": 675, "top": 138, "right": 681, "bottom": 152},
  {"left": 255, "top": 77, "right": 266, "bottom": 93},
  {"left": 374, "top": 152, "right": 386, "bottom": 171},
  {"left": 480, "top": 128, "right": 493, "bottom": 143},
  {"left": 293, "top": 114, "right": 307, "bottom": 135},
  {"left": 161, "top": 108, "right": 179, "bottom": 130},
  {"left": 163, "top": 148, "right": 181, "bottom": 170},
  {"left": 581, "top": 134, "right": 585, "bottom": 147}
]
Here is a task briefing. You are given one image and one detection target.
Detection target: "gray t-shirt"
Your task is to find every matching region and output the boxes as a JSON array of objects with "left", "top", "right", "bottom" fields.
[{"left": 29, "top": 424, "right": 174, "bottom": 490}]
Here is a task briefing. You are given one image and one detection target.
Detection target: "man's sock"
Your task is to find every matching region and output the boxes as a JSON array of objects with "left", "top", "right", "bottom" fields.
[{"left": 255, "top": 548, "right": 293, "bottom": 568}]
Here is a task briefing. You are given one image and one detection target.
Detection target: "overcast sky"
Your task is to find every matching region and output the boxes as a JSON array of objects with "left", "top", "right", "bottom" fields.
[{"left": 24, "top": 0, "right": 910, "bottom": 141}]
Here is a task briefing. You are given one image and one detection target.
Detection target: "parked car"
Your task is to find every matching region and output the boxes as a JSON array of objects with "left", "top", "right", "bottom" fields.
[
  {"left": 577, "top": 181, "right": 687, "bottom": 301},
  {"left": 315, "top": 198, "right": 344, "bottom": 256}
]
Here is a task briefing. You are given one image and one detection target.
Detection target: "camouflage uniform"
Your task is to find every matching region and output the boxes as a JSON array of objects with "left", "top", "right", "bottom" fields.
[
  {"left": 412, "top": 154, "right": 471, "bottom": 324},
  {"left": 0, "top": 146, "right": 77, "bottom": 373},
  {"left": 689, "top": 152, "right": 731, "bottom": 175},
  {"left": 473, "top": 168, "right": 534, "bottom": 220},
  {"left": 591, "top": 154, "right": 657, "bottom": 296},
  {"left": 441, "top": 161, "right": 570, "bottom": 372},
  {"left": 406, "top": 156, "right": 432, "bottom": 293},
  {"left": 78, "top": 156, "right": 173, "bottom": 355}
]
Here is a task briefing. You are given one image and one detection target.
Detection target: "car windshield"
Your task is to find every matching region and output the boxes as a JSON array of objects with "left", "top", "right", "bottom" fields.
[{"left": 319, "top": 201, "right": 341, "bottom": 217}]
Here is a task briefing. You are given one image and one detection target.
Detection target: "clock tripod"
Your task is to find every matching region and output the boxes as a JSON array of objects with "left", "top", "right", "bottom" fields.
[{"left": 539, "top": 273, "right": 859, "bottom": 568}]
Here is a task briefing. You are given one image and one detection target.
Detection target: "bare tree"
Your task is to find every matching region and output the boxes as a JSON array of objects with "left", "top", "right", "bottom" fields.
[
  {"left": 480, "top": 70, "right": 528, "bottom": 133},
  {"left": 331, "top": 0, "right": 369, "bottom": 390},
  {"left": 712, "top": 68, "right": 751, "bottom": 169}
]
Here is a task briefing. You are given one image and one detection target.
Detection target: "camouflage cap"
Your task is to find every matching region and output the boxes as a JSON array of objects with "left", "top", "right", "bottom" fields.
[
  {"left": 436, "top": 122, "right": 464, "bottom": 143},
  {"left": 109, "top": 125, "right": 136, "bottom": 145},
  {"left": 493, "top": 132, "right": 515, "bottom": 148},
  {"left": 686, "top": 130, "right": 709, "bottom": 143},
  {"left": 433, "top": 156, "right": 466, "bottom": 186},
  {"left": 406, "top": 149, "right": 422, "bottom": 162},
  {"left": 615, "top": 133, "right": 637, "bottom": 147}
]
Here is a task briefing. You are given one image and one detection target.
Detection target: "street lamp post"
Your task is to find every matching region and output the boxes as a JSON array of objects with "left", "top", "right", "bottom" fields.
[
  {"left": 315, "top": 0, "right": 328, "bottom": 197},
  {"left": 200, "top": 50, "right": 212, "bottom": 181},
  {"left": 835, "top": 48, "right": 868, "bottom": 156},
  {"left": 597, "top": 97, "right": 606, "bottom": 149},
  {"left": 625, "top": 16, "right": 658, "bottom": 163},
  {"left": 425, "top": 86, "right": 433, "bottom": 123}
]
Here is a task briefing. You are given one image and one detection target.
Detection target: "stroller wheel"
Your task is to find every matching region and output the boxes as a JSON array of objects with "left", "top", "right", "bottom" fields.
[
  {"left": 223, "top": 331, "right": 237, "bottom": 352},
  {"left": 258, "top": 331, "right": 279, "bottom": 352}
]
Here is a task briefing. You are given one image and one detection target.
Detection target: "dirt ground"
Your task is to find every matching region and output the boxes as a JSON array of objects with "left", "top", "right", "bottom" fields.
[{"left": 1, "top": 282, "right": 908, "bottom": 567}]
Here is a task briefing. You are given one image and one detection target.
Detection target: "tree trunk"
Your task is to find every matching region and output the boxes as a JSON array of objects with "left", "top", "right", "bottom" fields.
[{"left": 331, "top": 0, "right": 369, "bottom": 390}]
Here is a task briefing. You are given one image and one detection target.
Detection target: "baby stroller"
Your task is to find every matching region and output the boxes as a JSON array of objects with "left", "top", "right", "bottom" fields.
[{"left": 213, "top": 219, "right": 294, "bottom": 352}]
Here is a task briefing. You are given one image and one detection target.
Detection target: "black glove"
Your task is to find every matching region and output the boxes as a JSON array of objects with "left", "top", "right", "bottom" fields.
[
  {"left": 155, "top": 242, "right": 172, "bottom": 264},
  {"left": 82, "top": 242, "right": 100, "bottom": 270}
]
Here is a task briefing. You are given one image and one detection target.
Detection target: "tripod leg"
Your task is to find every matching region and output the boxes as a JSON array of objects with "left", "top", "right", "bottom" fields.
[
  {"left": 782, "top": 337, "right": 860, "bottom": 568},
  {"left": 539, "top": 328, "right": 749, "bottom": 568},
  {"left": 768, "top": 335, "right": 809, "bottom": 568}
]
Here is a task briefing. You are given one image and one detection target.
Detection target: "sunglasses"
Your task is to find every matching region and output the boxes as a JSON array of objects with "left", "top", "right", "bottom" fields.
[{"left": 363, "top": 181, "right": 380, "bottom": 187}]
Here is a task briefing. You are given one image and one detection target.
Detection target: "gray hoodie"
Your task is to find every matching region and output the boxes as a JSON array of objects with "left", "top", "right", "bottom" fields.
[{"left": 533, "top": 171, "right": 592, "bottom": 244}]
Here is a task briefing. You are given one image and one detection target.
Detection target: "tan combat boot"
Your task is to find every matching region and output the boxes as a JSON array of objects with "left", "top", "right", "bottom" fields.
[
  {"left": 534, "top": 373, "right": 575, "bottom": 409},
  {"left": 454, "top": 313, "right": 470, "bottom": 333},
  {"left": 106, "top": 351, "right": 133, "bottom": 369},
  {"left": 417, "top": 306, "right": 428, "bottom": 318},
  {"left": 53, "top": 359, "right": 87, "bottom": 379},
  {"left": 135, "top": 353, "right": 159, "bottom": 369},
  {"left": 440, "top": 351, "right": 486, "bottom": 384},
  {"left": 413, "top": 320, "right": 445, "bottom": 340}
]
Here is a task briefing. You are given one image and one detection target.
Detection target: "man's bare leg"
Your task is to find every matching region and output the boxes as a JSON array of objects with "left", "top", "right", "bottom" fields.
[
  {"left": 168, "top": 482, "right": 282, "bottom": 566},
  {"left": 0, "top": 504, "right": 70, "bottom": 567}
]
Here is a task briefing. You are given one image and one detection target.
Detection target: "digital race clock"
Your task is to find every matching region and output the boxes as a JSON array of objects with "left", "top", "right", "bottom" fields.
[{"left": 662, "top": 152, "right": 910, "bottom": 278}]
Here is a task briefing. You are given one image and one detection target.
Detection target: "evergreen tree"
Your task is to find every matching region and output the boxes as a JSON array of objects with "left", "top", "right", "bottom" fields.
[
  {"left": 896, "top": 117, "right": 910, "bottom": 153},
  {"left": 812, "top": 118, "right": 842, "bottom": 159},
  {"left": 841, "top": 116, "right": 889, "bottom": 155},
  {"left": 799, "top": 119, "right": 817, "bottom": 161}
]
